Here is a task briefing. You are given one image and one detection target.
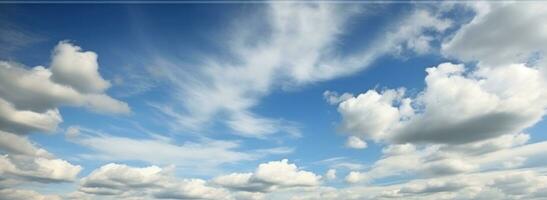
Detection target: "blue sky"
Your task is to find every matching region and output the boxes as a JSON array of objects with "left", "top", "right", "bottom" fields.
[{"left": 1, "top": 2, "right": 547, "bottom": 200}]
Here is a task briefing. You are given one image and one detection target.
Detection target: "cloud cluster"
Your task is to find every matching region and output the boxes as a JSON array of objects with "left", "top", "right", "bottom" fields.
[
  {"left": 343, "top": 132, "right": 546, "bottom": 184},
  {"left": 321, "top": 3, "right": 547, "bottom": 199},
  {"left": 346, "top": 168, "right": 547, "bottom": 200},
  {"left": 0, "top": 41, "right": 127, "bottom": 199},
  {"left": 78, "top": 163, "right": 230, "bottom": 200},
  {"left": 331, "top": 2, "right": 547, "bottom": 148},
  {"left": 73, "top": 159, "right": 319, "bottom": 200},
  {"left": 0, "top": 41, "right": 129, "bottom": 134},
  {"left": 72, "top": 156, "right": 547, "bottom": 200},
  {"left": 337, "top": 62, "right": 546, "bottom": 145}
]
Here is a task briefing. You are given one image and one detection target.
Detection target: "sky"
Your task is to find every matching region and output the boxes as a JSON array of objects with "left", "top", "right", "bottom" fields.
[{"left": 1, "top": 1, "right": 547, "bottom": 200}]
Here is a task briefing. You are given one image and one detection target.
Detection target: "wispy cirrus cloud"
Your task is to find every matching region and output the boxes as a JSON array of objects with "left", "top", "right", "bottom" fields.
[
  {"left": 69, "top": 126, "right": 294, "bottom": 175},
  {"left": 153, "top": 3, "right": 452, "bottom": 138}
]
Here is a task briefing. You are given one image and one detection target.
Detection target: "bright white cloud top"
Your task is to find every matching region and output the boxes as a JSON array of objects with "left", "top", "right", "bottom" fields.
[{"left": 0, "top": 1, "right": 547, "bottom": 200}]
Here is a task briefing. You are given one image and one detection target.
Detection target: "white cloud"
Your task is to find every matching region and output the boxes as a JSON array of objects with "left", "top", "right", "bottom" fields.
[
  {"left": 80, "top": 163, "right": 166, "bottom": 194},
  {"left": 154, "top": 179, "right": 231, "bottom": 200},
  {"left": 0, "top": 131, "right": 81, "bottom": 185},
  {"left": 323, "top": 90, "right": 353, "bottom": 105},
  {"left": 50, "top": 41, "right": 111, "bottom": 93},
  {"left": 4, "top": 3, "right": 547, "bottom": 200},
  {"left": 330, "top": 4, "right": 547, "bottom": 188},
  {"left": 0, "top": 98, "right": 62, "bottom": 134},
  {"left": 254, "top": 159, "right": 321, "bottom": 187},
  {"left": 0, "top": 130, "right": 51, "bottom": 157},
  {"left": 315, "top": 157, "right": 366, "bottom": 171},
  {"left": 232, "top": 191, "right": 265, "bottom": 200},
  {"left": 337, "top": 89, "right": 407, "bottom": 142},
  {"left": 79, "top": 163, "right": 230, "bottom": 200},
  {"left": 213, "top": 173, "right": 269, "bottom": 192},
  {"left": 76, "top": 160, "right": 320, "bottom": 200},
  {"left": 65, "top": 126, "right": 80, "bottom": 138},
  {"left": 344, "top": 144, "right": 422, "bottom": 184},
  {"left": 83, "top": 94, "right": 130, "bottom": 114},
  {"left": 0, "top": 42, "right": 129, "bottom": 134},
  {"left": 345, "top": 171, "right": 363, "bottom": 184},
  {"left": 282, "top": 167, "right": 547, "bottom": 200},
  {"left": 75, "top": 134, "right": 253, "bottom": 174},
  {"left": 344, "top": 134, "right": 547, "bottom": 184},
  {"left": 0, "top": 188, "right": 61, "bottom": 200},
  {"left": 421, "top": 158, "right": 477, "bottom": 177},
  {"left": 387, "top": 9, "right": 452, "bottom": 56},
  {"left": 398, "top": 179, "right": 467, "bottom": 195},
  {"left": 440, "top": 133, "right": 530, "bottom": 155},
  {"left": 336, "top": 62, "right": 547, "bottom": 145},
  {"left": 213, "top": 159, "right": 321, "bottom": 193},
  {"left": 325, "top": 169, "right": 336, "bottom": 181},
  {"left": 320, "top": 4, "right": 547, "bottom": 196},
  {"left": 442, "top": 3, "right": 547, "bottom": 67},
  {"left": 72, "top": 130, "right": 293, "bottom": 175},
  {"left": 345, "top": 136, "right": 367, "bottom": 149}
]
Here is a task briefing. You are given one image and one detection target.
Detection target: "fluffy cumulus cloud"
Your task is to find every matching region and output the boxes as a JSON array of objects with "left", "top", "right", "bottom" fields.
[
  {"left": 213, "top": 159, "right": 321, "bottom": 193},
  {"left": 0, "top": 131, "right": 81, "bottom": 187},
  {"left": 50, "top": 41, "right": 111, "bottom": 93},
  {"left": 74, "top": 160, "right": 320, "bottom": 200},
  {"left": 75, "top": 159, "right": 546, "bottom": 200},
  {"left": 79, "top": 163, "right": 166, "bottom": 195},
  {"left": 78, "top": 163, "right": 230, "bottom": 200},
  {"left": 343, "top": 133, "right": 547, "bottom": 184},
  {"left": 0, "top": 41, "right": 126, "bottom": 199},
  {"left": 336, "top": 62, "right": 547, "bottom": 145},
  {"left": 0, "top": 41, "right": 129, "bottom": 134}
]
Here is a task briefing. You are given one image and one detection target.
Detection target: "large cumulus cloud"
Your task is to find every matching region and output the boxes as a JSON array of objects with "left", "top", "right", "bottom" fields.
[
  {"left": 336, "top": 62, "right": 547, "bottom": 145},
  {"left": 0, "top": 41, "right": 129, "bottom": 135}
]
